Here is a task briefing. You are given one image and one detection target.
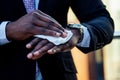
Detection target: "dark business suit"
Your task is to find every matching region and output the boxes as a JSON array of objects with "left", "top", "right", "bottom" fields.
[{"left": 0, "top": 0, "right": 114, "bottom": 80}]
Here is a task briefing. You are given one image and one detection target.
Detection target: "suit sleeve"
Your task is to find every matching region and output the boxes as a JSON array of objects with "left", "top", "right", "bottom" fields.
[{"left": 70, "top": 0, "right": 114, "bottom": 53}]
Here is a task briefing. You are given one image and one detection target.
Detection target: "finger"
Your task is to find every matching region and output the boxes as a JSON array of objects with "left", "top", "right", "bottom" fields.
[
  {"left": 36, "top": 10, "right": 62, "bottom": 26},
  {"left": 33, "top": 42, "right": 54, "bottom": 56},
  {"left": 37, "top": 10, "right": 54, "bottom": 21},
  {"left": 31, "top": 52, "right": 46, "bottom": 60},
  {"left": 27, "top": 39, "right": 48, "bottom": 59},
  {"left": 29, "top": 43, "right": 54, "bottom": 60},
  {"left": 32, "top": 26, "right": 62, "bottom": 37},
  {"left": 32, "top": 43, "right": 54, "bottom": 59},
  {"left": 28, "top": 14, "right": 62, "bottom": 37},
  {"left": 47, "top": 46, "right": 62, "bottom": 54},
  {"left": 33, "top": 19, "right": 65, "bottom": 35},
  {"left": 33, "top": 11, "right": 65, "bottom": 32},
  {"left": 32, "top": 11, "right": 67, "bottom": 37},
  {"left": 32, "top": 11, "right": 49, "bottom": 23},
  {"left": 36, "top": 10, "right": 63, "bottom": 29},
  {"left": 48, "top": 43, "right": 70, "bottom": 54},
  {"left": 26, "top": 38, "right": 41, "bottom": 49}
]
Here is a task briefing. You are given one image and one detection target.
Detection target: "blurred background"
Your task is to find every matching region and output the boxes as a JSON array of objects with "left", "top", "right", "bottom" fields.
[{"left": 67, "top": 0, "right": 120, "bottom": 80}]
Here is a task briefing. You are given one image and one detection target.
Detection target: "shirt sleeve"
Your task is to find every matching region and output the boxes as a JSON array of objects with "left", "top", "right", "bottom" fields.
[
  {"left": 77, "top": 25, "right": 91, "bottom": 47},
  {"left": 0, "top": 21, "right": 11, "bottom": 45}
]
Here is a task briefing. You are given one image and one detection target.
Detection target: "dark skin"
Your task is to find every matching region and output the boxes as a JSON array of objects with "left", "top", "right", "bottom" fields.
[
  {"left": 26, "top": 28, "right": 81, "bottom": 60},
  {"left": 6, "top": 10, "right": 67, "bottom": 41},
  {"left": 6, "top": 9, "right": 80, "bottom": 60}
]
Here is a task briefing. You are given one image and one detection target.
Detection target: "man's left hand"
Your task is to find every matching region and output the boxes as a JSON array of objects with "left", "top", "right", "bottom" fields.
[{"left": 26, "top": 28, "right": 80, "bottom": 60}]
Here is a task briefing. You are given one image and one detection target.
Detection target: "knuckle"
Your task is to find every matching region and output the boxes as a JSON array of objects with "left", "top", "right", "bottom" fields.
[{"left": 30, "top": 11, "right": 37, "bottom": 16}]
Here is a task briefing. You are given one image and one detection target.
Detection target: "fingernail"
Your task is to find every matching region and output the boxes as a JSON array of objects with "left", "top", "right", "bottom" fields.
[
  {"left": 51, "top": 50, "right": 56, "bottom": 54},
  {"left": 55, "top": 33, "right": 61, "bottom": 37},
  {"left": 27, "top": 53, "right": 33, "bottom": 59},
  {"left": 34, "top": 51, "right": 39, "bottom": 56},
  {"left": 53, "top": 50, "right": 56, "bottom": 53},
  {"left": 26, "top": 44, "right": 31, "bottom": 49},
  {"left": 63, "top": 32, "right": 68, "bottom": 38},
  {"left": 48, "top": 49, "right": 55, "bottom": 54},
  {"left": 48, "top": 50, "right": 52, "bottom": 54}
]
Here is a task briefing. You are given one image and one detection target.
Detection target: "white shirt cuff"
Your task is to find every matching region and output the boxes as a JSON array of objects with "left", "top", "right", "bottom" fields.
[
  {"left": 0, "top": 21, "right": 10, "bottom": 45},
  {"left": 77, "top": 25, "right": 91, "bottom": 47}
]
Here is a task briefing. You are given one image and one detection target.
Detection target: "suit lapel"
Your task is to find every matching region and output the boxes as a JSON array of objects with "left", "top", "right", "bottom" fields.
[
  {"left": 38, "top": 0, "right": 47, "bottom": 11},
  {"left": 14, "top": 0, "right": 27, "bottom": 14}
]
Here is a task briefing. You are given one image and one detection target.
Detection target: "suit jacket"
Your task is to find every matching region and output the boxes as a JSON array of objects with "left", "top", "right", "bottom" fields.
[{"left": 0, "top": 0, "right": 114, "bottom": 80}]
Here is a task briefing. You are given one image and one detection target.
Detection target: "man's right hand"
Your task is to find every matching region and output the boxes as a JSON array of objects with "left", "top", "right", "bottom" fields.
[{"left": 6, "top": 10, "right": 67, "bottom": 41}]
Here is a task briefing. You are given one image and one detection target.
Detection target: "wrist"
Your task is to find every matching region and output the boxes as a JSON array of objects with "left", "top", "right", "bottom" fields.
[{"left": 67, "top": 23, "right": 84, "bottom": 43}]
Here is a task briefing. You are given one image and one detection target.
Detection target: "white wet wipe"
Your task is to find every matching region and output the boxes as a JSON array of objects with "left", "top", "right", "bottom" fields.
[{"left": 34, "top": 30, "right": 73, "bottom": 45}]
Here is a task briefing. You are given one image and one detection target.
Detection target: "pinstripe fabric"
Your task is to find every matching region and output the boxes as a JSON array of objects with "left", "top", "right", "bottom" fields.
[{"left": 23, "top": 0, "right": 35, "bottom": 13}]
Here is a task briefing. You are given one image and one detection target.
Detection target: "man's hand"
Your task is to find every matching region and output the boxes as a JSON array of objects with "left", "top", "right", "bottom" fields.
[
  {"left": 26, "top": 38, "right": 54, "bottom": 60},
  {"left": 6, "top": 10, "right": 67, "bottom": 41},
  {"left": 48, "top": 28, "right": 81, "bottom": 54},
  {"left": 26, "top": 28, "right": 81, "bottom": 60}
]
